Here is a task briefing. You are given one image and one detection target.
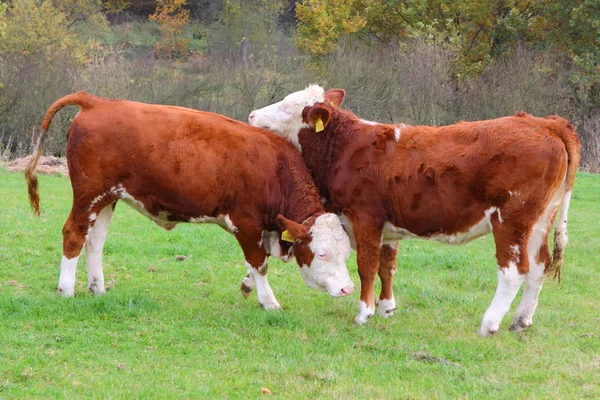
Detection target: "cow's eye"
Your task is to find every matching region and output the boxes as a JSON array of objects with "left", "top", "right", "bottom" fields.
[{"left": 317, "top": 251, "right": 327, "bottom": 260}]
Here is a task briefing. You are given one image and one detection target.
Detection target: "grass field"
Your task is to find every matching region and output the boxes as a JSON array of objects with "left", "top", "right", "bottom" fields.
[{"left": 1, "top": 168, "right": 599, "bottom": 399}]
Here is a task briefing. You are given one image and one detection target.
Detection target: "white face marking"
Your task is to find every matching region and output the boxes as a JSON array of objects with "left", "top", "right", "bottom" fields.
[
  {"left": 249, "top": 84, "right": 325, "bottom": 151},
  {"left": 297, "top": 213, "right": 353, "bottom": 297},
  {"left": 381, "top": 206, "right": 501, "bottom": 245},
  {"left": 58, "top": 255, "right": 79, "bottom": 297},
  {"left": 89, "top": 213, "right": 97, "bottom": 222},
  {"left": 394, "top": 127, "right": 401, "bottom": 142},
  {"left": 479, "top": 261, "right": 525, "bottom": 336},
  {"left": 354, "top": 301, "right": 375, "bottom": 325}
]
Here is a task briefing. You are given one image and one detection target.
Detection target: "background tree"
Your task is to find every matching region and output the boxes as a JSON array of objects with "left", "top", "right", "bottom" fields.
[{"left": 149, "top": 0, "right": 191, "bottom": 59}]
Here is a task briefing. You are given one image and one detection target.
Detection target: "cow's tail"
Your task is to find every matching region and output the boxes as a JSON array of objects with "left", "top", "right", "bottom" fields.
[
  {"left": 25, "top": 91, "right": 97, "bottom": 215},
  {"left": 544, "top": 116, "right": 581, "bottom": 283}
]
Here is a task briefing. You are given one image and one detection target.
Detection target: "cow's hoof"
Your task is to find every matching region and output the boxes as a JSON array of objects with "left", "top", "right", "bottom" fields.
[
  {"left": 354, "top": 314, "right": 371, "bottom": 325},
  {"left": 477, "top": 326, "right": 499, "bottom": 337},
  {"left": 57, "top": 287, "right": 74, "bottom": 297},
  {"left": 376, "top": 299, "right": 397, "bottom": 318},
  {"left": 240, "top": 282, "right": 253, "bottom": 299},
  {"left": 509, "top": 318, "right": 532, "bottom": 332},
  {"left": 88, "top": 284, "right": 106, "bottom": 296},
  {"left": 354, "top": 301, "right": 374, "bottom": 325},
  {"left": 260, "top": 301, "right": 282, "bottom": 311}
]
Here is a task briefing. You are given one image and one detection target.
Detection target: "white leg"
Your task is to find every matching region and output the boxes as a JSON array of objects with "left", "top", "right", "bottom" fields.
[
  {"left": 377, "top": 298, "right": 397, "bottom": 317},
  {"left": 85, "top": 205, "right": 114, "bottom": 295},
  {"left": 479, "top": 262, "right": 525, "bottom": 336},
  {"left": 511, "top": 259, "right": 546, "bottom": 331},
  {"left": 58, "top": 255, "right": 80, "bottom": 297},
  {"left": 355, "top": 301, "right": 375, "bottom": 325},
  {"left": 247, "top": 262, "right": 281, "bottom": 310}
]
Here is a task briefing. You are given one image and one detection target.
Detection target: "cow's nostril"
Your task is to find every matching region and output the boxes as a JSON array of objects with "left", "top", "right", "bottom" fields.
[
  {"left": 248, "top": 112, "right": 256, "bottom": 121},
  {"left": 340, "top": 286, "right": 354, "bottom": 295}
]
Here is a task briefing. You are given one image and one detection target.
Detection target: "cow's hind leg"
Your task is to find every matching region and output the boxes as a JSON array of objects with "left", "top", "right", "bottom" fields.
[
  {"left": 510, "top": 190, "right": 564, "bottom": 331},
  {"left": 85, "top": 202, "right": 116, "bottom": 295},
  {"left": 377, "top": 242, "right": 398, "bottom": 317},
  {"left": 479, "top": 218, "right": 527, "bottom": 336},
  {"left": 58, "top": 206, "right": 93, "bottom": 296},
  {"left": 509, "top": 247, "right": 547, "bottom": 332}
]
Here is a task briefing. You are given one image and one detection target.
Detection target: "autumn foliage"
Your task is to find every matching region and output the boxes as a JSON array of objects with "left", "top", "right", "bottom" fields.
[{"left": 150, "top": 0, "right": 191, "bottom": 59}]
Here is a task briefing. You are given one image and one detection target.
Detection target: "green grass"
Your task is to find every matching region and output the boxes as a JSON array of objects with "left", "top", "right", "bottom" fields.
[{"left": 1, "top": 169, "right": 599, "bottom": 399}]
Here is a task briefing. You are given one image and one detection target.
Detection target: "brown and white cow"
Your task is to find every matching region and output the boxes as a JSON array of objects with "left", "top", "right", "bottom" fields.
[
  {"left": 249, "top": 85, "right": 581, "bottom": 335},
  {"left": 25, "top": 92, "right": 354, "bottom": 309}
]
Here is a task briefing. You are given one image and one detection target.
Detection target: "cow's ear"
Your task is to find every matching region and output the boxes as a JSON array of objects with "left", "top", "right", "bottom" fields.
[
  {"left": 276, "top": 215, "right": 309, "bottom": 242},
  {"left": 306, "top": 105, "right": 331, "bottom": 133},
  {"left": 324, "top": 89, "right": 345, "bottom": 108}
]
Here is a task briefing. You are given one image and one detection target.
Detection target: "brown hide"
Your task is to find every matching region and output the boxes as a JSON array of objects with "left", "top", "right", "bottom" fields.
[
  {"left": 297, "top": 102, "right": 580, "bottom": 329},
  {"left": 300, "top": 105, "right": 580, "bottom": 275},
  {"left": 29, "top": 93, "right": 325, "bottom": 266}
]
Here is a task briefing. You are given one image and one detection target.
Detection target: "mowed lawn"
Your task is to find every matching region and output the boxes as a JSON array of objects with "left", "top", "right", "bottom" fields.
[{"left": 1, "top": 168, "right": 598, "bottom": 399}]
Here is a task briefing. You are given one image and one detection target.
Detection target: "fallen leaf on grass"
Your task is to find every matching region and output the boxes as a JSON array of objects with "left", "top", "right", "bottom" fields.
[{"left": 260, "top": 387, "right": 272, "bottom": 395}]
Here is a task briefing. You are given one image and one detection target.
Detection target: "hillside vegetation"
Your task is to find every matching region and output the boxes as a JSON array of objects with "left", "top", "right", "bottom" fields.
[{"left": 0, "top": 1, "right": 598, "bottom": 170}]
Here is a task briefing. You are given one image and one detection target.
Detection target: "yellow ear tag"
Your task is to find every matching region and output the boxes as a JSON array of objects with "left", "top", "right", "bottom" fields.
[
  {"left": 315, "top": 118, "right": 324, "bottom": 132},
  {"left": 281, "top": 230, "right": 295, "bottom": 243}
]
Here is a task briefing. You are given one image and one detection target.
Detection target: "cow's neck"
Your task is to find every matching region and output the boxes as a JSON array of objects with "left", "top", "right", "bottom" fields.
[
  {"left": 298, "top": 115, "right": 353, "bottom": 203},
  {"left": 276, "top": 151, "right": 324, "bottom": 225}
]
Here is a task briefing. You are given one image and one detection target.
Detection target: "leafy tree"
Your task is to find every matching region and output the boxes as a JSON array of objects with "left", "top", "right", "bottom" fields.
[
  {"left": 0, "top": 0, "right": 91, "bottom": 65},
  {"left": 150, "top": 0, "right": 191, "bottom": 59},
  {"left": 295, "top": 0, "right": 599, "bottom": 82}
]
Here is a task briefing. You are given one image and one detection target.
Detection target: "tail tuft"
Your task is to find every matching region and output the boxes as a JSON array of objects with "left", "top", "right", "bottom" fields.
[{"left": 25, "top": 92, "right": 96, "bottom": 215}]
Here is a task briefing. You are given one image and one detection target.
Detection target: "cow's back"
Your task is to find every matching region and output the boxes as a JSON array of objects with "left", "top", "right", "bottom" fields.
[
  {"left": 330, "top": 113, "right": 571, "bottom": 236},
  {"left": 67, "top": 99, "right": 288, "bottom": 221}
]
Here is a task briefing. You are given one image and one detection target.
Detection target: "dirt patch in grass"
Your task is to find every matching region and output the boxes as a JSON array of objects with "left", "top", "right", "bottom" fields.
[{"left": 5, "top": 155, "right": 69, "bottom": 176}]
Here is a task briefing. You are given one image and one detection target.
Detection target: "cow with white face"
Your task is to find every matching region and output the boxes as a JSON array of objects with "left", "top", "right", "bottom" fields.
[
  {"left": 250, "top": 85, "right": 580, "bottom": 336},
  {"left": 248, "top": 84, "right": 327, "bottom": 150},
  {"left": 25, "top": 91, "right": 355, "bottom": 313}
]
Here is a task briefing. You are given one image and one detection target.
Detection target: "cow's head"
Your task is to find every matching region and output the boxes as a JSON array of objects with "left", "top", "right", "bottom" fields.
[
  {"left": 248, "top": 85, "right": 345, "bottom": 150},
  {"left": 277, "top": 213, "right": 353, "bottom": 297}
]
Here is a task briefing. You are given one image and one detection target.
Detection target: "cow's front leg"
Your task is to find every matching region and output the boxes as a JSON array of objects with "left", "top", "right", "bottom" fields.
[
  {"left": 377, "top": 241, "right": 398, "bottom": 317},
  {"left": 350, "top": 214, "right": 383, "bottom": 325},
  {"left": 234, "top": 221, "right": 281, "bottom": 310},
  {"left": 240, "top": 271, "right": 256, "bottom": 299}
]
